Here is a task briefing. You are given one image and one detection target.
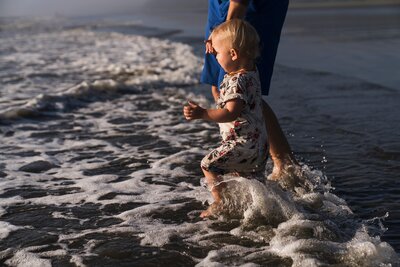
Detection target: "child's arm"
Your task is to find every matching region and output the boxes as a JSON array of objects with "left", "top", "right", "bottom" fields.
[
  {"left": 211, "top": 85, "right": 220, "bottom": 103},
  {"left": 183, "top": 100, "right": 244, "bottom": 123}
]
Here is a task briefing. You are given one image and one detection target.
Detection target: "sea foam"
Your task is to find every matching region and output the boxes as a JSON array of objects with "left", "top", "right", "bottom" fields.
[{"left": 0, "top": 17, "right": 398, "bottom": 266}]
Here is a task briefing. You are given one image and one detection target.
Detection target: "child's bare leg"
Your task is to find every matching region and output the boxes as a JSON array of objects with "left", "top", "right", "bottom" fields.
[
  {"left": 201, "top": 167, "right": 224, "bottom": 218},
  {"left": 262, "top": 100, "right": 297, "bottom": 179}
]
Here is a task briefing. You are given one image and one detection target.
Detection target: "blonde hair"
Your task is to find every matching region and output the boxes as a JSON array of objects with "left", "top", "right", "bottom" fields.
[{"left": 211, "top": 19, "right": 260, "bottom": 60}]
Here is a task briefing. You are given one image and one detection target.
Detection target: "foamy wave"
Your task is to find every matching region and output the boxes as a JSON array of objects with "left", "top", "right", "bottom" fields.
[
  {"left": 0, "top": 27, "right": 202, "bottom": 121},
  {"left": 5, "top": 250, "right": 52, "bottom": 267},
  {"left": 0, "top": 80, "right": 122, "bottom": 120},
  {"left": 0, "top": 222, "right": 22, "bottom": 239},
  {"left": 0, "top": 17, "right": 398, "bottom": 266},
  {"left": 188, "top": 166, "right": 399, "bottom": 266}
]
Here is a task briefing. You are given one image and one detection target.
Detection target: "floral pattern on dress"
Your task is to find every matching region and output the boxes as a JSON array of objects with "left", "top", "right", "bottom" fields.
[{"left": 201, "top": 70, "right": 268, "bottom": 176}]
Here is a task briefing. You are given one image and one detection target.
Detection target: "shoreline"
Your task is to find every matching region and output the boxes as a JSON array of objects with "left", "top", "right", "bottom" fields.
[
  {"left": 134, "top": 2, "right": 400, "bottom": 91},
  {"left": 1, "top": 4, "right": 398, "bottom": 90}
]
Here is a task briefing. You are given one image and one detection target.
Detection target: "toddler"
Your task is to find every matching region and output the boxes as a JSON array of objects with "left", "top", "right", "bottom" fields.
[{"left": 183, "top": 19, "right": 268, "bottom": 218}]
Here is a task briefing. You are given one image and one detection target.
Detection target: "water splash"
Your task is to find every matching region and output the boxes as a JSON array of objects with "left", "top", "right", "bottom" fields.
[{"left": 197, "top": 165, "right": 399, "bottom": 266}]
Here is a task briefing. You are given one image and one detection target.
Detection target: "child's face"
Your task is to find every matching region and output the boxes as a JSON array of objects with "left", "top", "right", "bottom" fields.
[{"left": 212, "top": 37, "right": 238, "bottom": 73}]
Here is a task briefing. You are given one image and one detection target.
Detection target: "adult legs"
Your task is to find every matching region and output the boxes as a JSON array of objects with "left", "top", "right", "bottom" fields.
[
  {"left": 262, "top": 100, "right": 297, "bottom": 180},
  {"left": 249, "top": 0, "right": 296, "bottom": 177}
]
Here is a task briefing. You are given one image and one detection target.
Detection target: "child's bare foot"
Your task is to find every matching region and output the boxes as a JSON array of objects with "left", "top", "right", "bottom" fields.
[
  {"left": 200, "top": 202, "right": 220, "bottom": 218},
  {"left": 200, "top": 208, "right": 213, "bottom": 218}
]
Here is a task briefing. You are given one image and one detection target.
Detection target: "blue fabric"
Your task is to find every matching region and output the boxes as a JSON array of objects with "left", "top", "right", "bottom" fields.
[
  {"left": 200, "top": 0, "right": 230, "bottom": 87},
  {"left": 200, "top": 0, "right": 289, "bottom": 95}
]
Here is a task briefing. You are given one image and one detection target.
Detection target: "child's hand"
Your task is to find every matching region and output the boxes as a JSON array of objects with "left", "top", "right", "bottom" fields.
[
  {"left": 204, "top": 39, "right": 214, "bottom": 55},
  {"left": 183, "top": 101, "right": 205, "bottom": 121}
]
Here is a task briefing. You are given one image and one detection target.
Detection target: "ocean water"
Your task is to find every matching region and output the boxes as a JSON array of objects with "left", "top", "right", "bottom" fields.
[{"left": 0, "top": 16, "right": 399, "bottom": 266}]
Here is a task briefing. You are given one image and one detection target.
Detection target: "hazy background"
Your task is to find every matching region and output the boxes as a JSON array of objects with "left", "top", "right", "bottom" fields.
[{"left": 1, "top": 0, "right": 399, "bottom": 89}]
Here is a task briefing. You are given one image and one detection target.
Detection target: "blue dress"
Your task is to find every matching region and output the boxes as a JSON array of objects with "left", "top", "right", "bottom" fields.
[{"left": 200, "top": 0, "right": 289, "bottom": 95}]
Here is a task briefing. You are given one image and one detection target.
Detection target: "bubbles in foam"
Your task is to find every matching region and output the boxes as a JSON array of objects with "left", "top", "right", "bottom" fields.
[
  {"left": 195, "top": 166, "right": 399, "bottom": 266},
  {"left": 216, "top": 176, "right": 299, "bottom": 227},
  {"left": 5, "top": 250, "right": 52, "bottom": 267},
  {"left": 0, "top": 22, "right": 202, "bottom": 120},
  {"left": 0, "top": 222, "right": 22, "bottom": 239}
]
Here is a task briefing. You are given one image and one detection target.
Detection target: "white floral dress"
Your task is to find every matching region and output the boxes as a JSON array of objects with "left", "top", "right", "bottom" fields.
[{"left": 201, "top": 70, "right": 268, "bottom": 176}]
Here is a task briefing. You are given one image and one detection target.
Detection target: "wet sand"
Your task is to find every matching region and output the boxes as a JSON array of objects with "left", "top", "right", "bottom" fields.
[{"left": 280, "top": 5, "right": 400, "bottom": 90}]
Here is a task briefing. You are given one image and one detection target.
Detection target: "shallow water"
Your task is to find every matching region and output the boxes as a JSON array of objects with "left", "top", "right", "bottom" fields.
[{"left": 0, "top": 16, "right": 399, "bottom": 266}]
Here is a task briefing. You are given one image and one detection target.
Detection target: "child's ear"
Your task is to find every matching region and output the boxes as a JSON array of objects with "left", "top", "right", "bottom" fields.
[{"left": 230, "top": 49, "right": 238, "bottom": 61}]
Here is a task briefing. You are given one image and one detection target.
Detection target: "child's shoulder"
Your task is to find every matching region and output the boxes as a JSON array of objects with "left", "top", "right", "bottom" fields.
[
  {"left": 228, "top": 69, "right": 258, "bottom": 77},
  {"left": 225, "top": 70, "right": 258, "bottom": 84},
  {"left": 225, "top": 71, "right": 246, "bottom": 80}
]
